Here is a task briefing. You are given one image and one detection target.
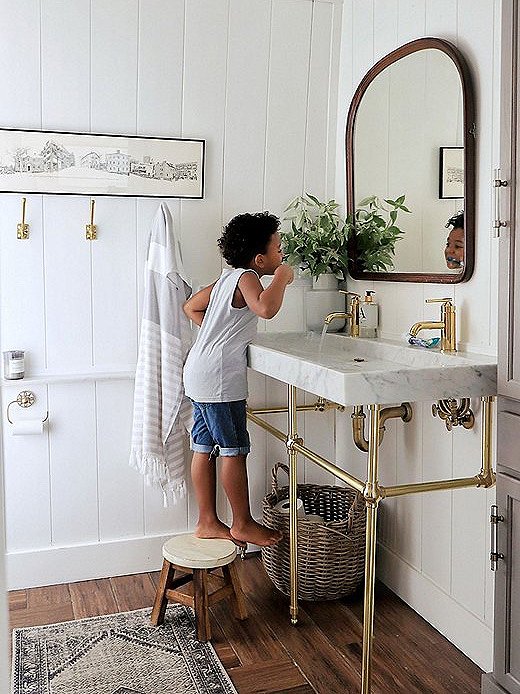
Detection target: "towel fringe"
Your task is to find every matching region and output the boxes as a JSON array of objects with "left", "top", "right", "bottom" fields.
[{"left": 129, "top": 449, "right": 186, "bottom": 507}]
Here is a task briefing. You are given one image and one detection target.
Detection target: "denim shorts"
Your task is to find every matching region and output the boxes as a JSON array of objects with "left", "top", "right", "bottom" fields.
[{"left": 190, "top": 400, "right": 250, "bottom": 457}]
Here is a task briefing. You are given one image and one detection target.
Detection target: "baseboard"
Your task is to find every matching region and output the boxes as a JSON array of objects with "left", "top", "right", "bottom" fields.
[
  {"left": 6, "top": 534, "right": 176, "bottom": 590},
  {"left": 377, "top": 543, "right": 493, "bottom": 672},
  {"left": 481, "top": 673, "right": 509, "bottom": 693}
]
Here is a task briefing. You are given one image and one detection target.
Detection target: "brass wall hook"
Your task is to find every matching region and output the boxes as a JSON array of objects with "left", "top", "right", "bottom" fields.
[
  {"left": 17, "top": 197, "right": 29, "bottom": 239},
  {"left": 86, "top": 199, "right": 97, "bottom": 240},
  {"left": 6, "top": 390, "right": 49, "bottom": 424},
  {"left": 432, "top": 398, "right": 474, "bottom": 431}
]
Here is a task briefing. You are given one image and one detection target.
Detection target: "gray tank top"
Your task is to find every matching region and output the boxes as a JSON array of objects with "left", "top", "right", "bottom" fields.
[{"left": 183, "top": 267, "right": 259, "bottom": 402}]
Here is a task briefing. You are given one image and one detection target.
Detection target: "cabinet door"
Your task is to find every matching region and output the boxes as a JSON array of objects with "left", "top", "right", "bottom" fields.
[
  {"left": 498, "top": 0, "right": 520, "bottom": 399},
  {"left": 493, "top": 472, "right": 520, "bottom": 693}
]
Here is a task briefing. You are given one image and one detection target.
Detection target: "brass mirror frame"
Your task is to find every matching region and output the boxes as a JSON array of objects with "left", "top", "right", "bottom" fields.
[{"left": 346, "top": 37, "right": 475, "bottom": 283}]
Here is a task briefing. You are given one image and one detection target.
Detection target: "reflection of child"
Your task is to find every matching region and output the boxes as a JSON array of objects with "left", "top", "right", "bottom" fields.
[
  {"left": 444, "top": 211, "right": 464, "bottom": 270},
  {"left": 183, "top": 212, "right": 294, "bottom": 549}
]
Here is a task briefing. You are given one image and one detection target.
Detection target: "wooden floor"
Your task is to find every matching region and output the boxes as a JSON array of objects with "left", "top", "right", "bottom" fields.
[{"left": 9, "top": 554, "right": 483, "bottom": 693}]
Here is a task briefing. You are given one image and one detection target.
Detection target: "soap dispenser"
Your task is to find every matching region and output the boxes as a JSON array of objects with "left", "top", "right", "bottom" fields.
[{"left": 359, "top": 291, "right": 378, "bottom": 338}]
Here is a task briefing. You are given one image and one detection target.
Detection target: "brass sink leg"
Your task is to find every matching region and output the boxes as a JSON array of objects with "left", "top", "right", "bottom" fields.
[
  {"left": 287, "top": 384, "right": 300, "bottom": 625},
  {"left": 361, "top": 404, "right": 382, "bottom": 694}
]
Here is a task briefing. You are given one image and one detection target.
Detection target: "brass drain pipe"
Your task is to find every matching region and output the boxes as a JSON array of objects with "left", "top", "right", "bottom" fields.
[{"left": 351, "top": 403, "right": 413, "bottom": 452}]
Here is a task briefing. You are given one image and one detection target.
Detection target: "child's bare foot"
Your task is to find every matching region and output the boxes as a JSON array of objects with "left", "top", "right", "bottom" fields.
[
  {"left": 230, "top": 520, "right": 282, "bottom": 547},
  {"left": 195, "top": 520, "right": 246, "bottom": 548}
]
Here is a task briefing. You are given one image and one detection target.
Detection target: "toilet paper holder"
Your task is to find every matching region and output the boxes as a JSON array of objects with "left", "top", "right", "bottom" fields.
[{"left": 6, "top": 390, "right": 48, "bottom": 424}]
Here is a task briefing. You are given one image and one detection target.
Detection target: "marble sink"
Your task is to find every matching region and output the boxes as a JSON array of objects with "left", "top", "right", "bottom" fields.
[{"left": 248, "top": 332, "right": 497, "bottom": 406}]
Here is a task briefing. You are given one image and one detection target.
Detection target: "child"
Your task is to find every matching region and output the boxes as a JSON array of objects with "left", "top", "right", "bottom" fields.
[
  {"left": 444, "top": 211, "right": 464, "bottom": 270},
  {"left": 183, "top": 211, "right": 294, "bottom": 548}
]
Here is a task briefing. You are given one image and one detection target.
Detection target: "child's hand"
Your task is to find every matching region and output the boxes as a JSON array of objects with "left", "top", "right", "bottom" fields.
[{"left": 274, "top": 264, "right": 294, "bottom": 285}]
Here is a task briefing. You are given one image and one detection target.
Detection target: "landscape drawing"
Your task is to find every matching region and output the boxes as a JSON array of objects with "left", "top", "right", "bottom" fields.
[{"left": 0, "top": 128, "right": 205, "bottom": 198}]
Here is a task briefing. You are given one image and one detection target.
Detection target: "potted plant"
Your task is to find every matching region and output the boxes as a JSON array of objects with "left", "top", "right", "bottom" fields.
[
  {"left": 282, "top": 194, "right": 349, "bottom": 287},
  {"left": 347, "top": 195, "right": 410, "bottom": 273},
  {"left": 282, "top": 194, "right": 349, "bottom": 331}
]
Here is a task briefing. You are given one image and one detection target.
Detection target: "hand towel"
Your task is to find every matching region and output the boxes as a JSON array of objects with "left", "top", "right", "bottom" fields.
[{"left": 129, "top": 203, "right": 193, "bottom": 506}]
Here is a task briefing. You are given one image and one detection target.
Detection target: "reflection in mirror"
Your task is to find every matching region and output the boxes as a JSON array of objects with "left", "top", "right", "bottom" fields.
[{"left": 346, "top": 38, "right": 475, "bottom": 283}]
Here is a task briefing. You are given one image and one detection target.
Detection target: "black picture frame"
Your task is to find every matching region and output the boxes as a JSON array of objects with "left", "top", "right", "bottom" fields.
[
  {"left": 439, "top": 146, "right": 464, "bottom": 199},
  {"left": 0, "top": 127, "right": 205, "bottom": 199}
]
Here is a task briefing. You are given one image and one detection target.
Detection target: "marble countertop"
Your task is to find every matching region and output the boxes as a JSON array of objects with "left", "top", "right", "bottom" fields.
[{"left": 248, "top": 332, "right": 497, "bottom": 406}]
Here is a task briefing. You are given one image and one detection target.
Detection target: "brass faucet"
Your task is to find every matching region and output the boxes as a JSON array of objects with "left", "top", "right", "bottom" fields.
[
  {"left": 324, "top": 291, "right": 360, "bottom": 337},
  {"left": 409, "top": 298, "right": 457, "bottom": 352}
]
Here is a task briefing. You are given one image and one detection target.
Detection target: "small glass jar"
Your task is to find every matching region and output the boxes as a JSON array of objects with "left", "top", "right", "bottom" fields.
[{"left": 3, "top": 350, "right": 25, "bottom": 380}]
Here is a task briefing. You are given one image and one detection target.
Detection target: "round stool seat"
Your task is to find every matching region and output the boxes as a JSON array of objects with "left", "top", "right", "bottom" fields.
[{"left": 162, "top": 533, "right": 237, "bottom": 569}]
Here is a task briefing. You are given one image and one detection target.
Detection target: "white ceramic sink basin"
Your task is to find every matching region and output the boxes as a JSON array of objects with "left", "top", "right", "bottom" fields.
[{"left": 248, "top": 332, "right": 497, "bottom": 406}]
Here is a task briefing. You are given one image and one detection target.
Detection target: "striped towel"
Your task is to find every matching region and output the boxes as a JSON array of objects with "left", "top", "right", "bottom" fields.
[{"left": 129, "top": 203, "right": 193, "bottom": 506}]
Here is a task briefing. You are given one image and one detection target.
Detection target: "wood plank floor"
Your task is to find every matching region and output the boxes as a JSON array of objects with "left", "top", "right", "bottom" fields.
[{"left": 9, "top": 554, "right": 483, "bottom": 693}]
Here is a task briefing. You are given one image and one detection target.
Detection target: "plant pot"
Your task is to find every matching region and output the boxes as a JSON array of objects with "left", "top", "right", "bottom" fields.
[
  {"left": 305, "top": 282, "right": 345, "bottom": 333},
  {"left": 312, "top": 273, "right": 338, "bottom": 291}
]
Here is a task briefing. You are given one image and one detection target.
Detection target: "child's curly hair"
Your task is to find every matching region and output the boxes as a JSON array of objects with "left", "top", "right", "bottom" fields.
[
  {"left": 445, "top": 210, "right": 464, "bottom": 229},
  {"left": 217, "top": 212, "right": 280, "bottom": 268}
]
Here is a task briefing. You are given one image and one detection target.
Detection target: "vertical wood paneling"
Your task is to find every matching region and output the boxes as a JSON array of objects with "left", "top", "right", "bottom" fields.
[
  {"left": 420, "top": 402, "right": 453, "bottom": 592},
  {"left": 97, "top": 379, "right": 143, "bottom": 540},
  {"left": 223, "top": 0, "right": 271, "bottom": 220},
  {"left": 2, "top": 385, "right": 50, "bottom": 551},
  {"left": 48, "top": 382, "right": 98, "bottom": 545},
  {"left": 40, "top": 0, "right": 90, "bottom": 131},
  {"left": 351, "top": 0, "right": 374, "bottom": 84},
  {"left": 425, "top": 0, "right": 457, "bottom": 40},
  {"left": 264, "top": 0, "right": 313, "bottom": 213},
  {"left": 91, "top": 198, "right": 137, "bottom": 368},
  {"left": 456, "top": 0, "right": 497, "bottom": 352},
  {"left": 397, "top": 0, "right": 426, "bottom": 44},
  {"left": 91, "top": 0, "right": 139, "bottom": 134},
  {"left": 0, "top": 195, "right": 46, "bottom": 374},
  {"left": 395, "top": 403, "right": 422, "bottom": 569},
  {"left": 304, "top": 1, "right": 334, "bottom": 199},
  {"left": 43, "top": 197, "right": 93, "bottom": 372},
  {"left": 451, "top": 412, "right": 487, "bottom": 617},
  {"left": 181, "top": 0, "right": 229, "bottom": 287},
  {"left": 373, "top": 0, "right": 398, "bottom": 61},
  {"left": 137, "top": 0, "right": 184, "bottom": 137},
  {"left": 0, "top": 0, "right": 41, "bottom": 128}
]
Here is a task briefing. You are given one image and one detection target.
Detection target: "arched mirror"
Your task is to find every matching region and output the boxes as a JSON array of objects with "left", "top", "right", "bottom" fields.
[{"left": 346, "top": 38, "right": 475, "bottom": 283}]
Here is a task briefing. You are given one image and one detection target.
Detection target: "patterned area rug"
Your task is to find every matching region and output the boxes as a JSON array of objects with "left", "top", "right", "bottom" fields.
[{"left": 11, "top": 605, "right": 238, "bottom": 694}]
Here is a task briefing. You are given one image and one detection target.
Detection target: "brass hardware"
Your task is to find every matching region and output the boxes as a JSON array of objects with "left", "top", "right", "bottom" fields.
[
  {"left": 477, "top": 395, "right": 495, "bottom": 488},
  {"left": 493, "top": 168, "right": 508, "bottom": 238},
  {"left": 247, "top": 392, "right": 495, "bottom": 693},
  {"left": 6, "top": 390, "right": 49, "bottom": 424},
  {"left": 86, "top": 199, "right": 97, "bottom": 240},
  {"left": 490, "top": 504, "right": 504, "bottom": 571},
  {"left": 17, "top": 197, "right": 29, "bottom": 239},
  {"left": 361, "top": 404, "right": 381, "bottom": 692},
  {"left": 288, "top": 385, "right": 299, "bottom": 625},
  {"left": 409, "top": 297, "right": 456, "bottom": 352},
  {"left": 324, "top": 291, "right": 360, "bottom": 337},
  {"left": 432, "top": 398, "right": 474, "bottom": 430},
  {"left": 351, "top": 403, "right": 412, "bottom": 452},
  {"left": 249, "top": 397, "right": 344, "bottom": 415}
]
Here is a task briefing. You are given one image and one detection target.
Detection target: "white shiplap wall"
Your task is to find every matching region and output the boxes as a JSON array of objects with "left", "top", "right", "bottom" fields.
[
  {"left": 0, "top": 0, "right": 503, "bottom": 673},
  {"left": 0, "top": 0, "right": 342, "bottom": 587},
  {"left": 335, "top": 0, "right": 502, "bottom": 671}
]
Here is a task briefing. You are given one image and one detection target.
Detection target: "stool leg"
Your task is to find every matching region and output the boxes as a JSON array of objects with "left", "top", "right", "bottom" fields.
[
  {"left": 223, "top": 561, "right": 247, "bottom": 620},
  {"left": 151, "top": 559, "right": 175, "bottom": 626},
  {"left": 193, "top": 569, "right": 211, "bottom": 641}
]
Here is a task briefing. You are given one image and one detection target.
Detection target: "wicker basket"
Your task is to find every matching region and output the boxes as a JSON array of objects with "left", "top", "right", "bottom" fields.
[{"left": 261, "top": 462, "right": 366, "bottom": 601}]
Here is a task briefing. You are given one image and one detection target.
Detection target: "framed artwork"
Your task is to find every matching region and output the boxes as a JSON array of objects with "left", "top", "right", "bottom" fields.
[
  {"left": 439, "top": 146, "right": 464, "bottom": 199},
  {"left": 0, "top": 127, "right": 205, "bottom": 198}
]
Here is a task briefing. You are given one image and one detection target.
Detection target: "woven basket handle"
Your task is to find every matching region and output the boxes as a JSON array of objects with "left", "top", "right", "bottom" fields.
[{"left": 271, "top": 462, "right": 290, "bottom": 495}]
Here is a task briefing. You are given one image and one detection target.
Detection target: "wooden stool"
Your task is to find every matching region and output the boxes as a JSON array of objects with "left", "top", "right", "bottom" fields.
[{"left": 150, "top": 533, "right": 247, "bottom": 641}]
